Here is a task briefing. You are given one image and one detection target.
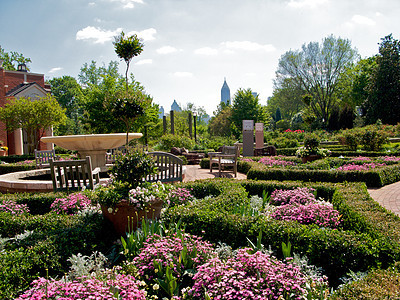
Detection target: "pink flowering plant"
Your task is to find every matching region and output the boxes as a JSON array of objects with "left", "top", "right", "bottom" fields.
[
  {"left": 50, "top": 193, "right": 92, "bottom": 215},
  {"left": 188, "top": 248, "right": 309, "bottom": 299},
  {"left": 15, "top": 270, "right": 146, "bottom": 300},
  {"left": 0, "top": 200, "right": 29, "bottom": 215},
  {"left": 266, "top": 187, "right": 342, "bottom": 229},
  {"left": 337, "top": 162, "right": 386, "bottom": 171},
  {"left": 270, "top": 187, "right": 317, "bottom": 205},
  {"left": 167, "top": 187, "right": 195, "bottom": 207},
  {"left": 129, "top": 232, "right": 215, "bottom": 298}
]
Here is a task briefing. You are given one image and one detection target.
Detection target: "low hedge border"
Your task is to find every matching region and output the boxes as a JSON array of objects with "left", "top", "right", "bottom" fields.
[
  {"left": 244, "top": 160, "right": 400, "bottom": 188},
  {"left": 164, "top": 179, "right": 400, "bottom": 286},
  {"left": 0, "top": 163, "right": 36, "bottom": 175}
]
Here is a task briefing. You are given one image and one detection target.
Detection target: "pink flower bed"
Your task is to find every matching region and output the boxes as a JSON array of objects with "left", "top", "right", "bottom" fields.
[
  {"left": 258, "top": 157, "right": 297, "bottom": 167},
  {"left": 50, "top": 193, "right": 92, "bottom": 215},
  {"left": 132, "top": 233, "right": 215, "bottom": 280},
  {"left": 168, "top": 187, "right": 194, "bottom": 207},
  {"left": 270, "top": 201, "right": 341, "bottom": 228},
  {"left": 270, "top": 187, "right": 316, "bottom": 205},
  {"left": 189, "top": 248, "right": 308, "bottom": 299},
  {"left": 337, "top": 162, "right": 386, "bottom": 171},
  {"left": 268, "top": 188, "right": 341, "bottom": 228},
  {"left": 380, "top": 156, "right": 400, "bottom": 162},
  {"left": 0, "top": 200, "right": 29, "bottom": 214},
  {"left": 16, "top": 272, "right": 146, "bottom": 299}
]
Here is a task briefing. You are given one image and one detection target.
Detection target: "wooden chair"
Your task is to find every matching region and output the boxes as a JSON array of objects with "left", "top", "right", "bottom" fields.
[
  {"left": 34, "top": 149, "right": 57, "bottom": 169},
  {"left": 209, "top": 145, "right": 240, "bottom": 177},
  {"left": 147, "top": 151, "right": 183, "bottom": 183},
  {"left": 49, "top": 156, "right": 100, "bottom": 192}
]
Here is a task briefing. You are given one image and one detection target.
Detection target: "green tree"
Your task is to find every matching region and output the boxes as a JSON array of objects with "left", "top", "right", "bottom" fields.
[
  {"left": 363, "top": 34, "right": 400, "bottom": 125},
  {"left": 267, "top": 77, "right": 306, "bottom": 120},
  {"left": 0, "top": 95, "right": 66, "bottom": 153},
  {"left": 49, "top": 76, "right": 85, "bottom": 135},
  {"left": 111, "top": 91, "right": 145, "bottom": 144},
  {"left": 78, "top": 60, "right": 120, "bottom": 86},
  {"left": 209, "top": 105, "right": 232, "bottom": 137},
  {"left": 276, "top": 35, "right": 358, "bottom": 128},
  {"left": 113, "top": 32, "right": 144, "bottom": 89},
  {"left": 230, "top": 88, "right": 270, "bottom": 138},
  {"left": 0, "top": 46, "right": 31, "bottom": 71}
]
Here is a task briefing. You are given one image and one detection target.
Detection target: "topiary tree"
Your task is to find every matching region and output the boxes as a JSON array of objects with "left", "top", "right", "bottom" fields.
[{"left": 113, "top": 32, "right": 144, "bottom": 89}]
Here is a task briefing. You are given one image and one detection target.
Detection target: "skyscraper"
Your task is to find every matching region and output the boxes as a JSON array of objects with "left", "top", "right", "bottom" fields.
[{"left": 221, "top": 78, "right": 230, "bottom": 105}]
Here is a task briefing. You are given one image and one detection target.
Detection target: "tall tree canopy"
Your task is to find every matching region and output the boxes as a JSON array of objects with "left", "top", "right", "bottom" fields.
[
  {"left": 49, "top": 76, "right": 84, "bottom": 135},
  {"left": 363, "top": 34, "right": 400, "bottom": 125},
  {"left": 113, "top": 32, "right": 144, "bottom": 89},
  {"left": 276, "top": 35, "right": 358, "bottom": 128},
  {"left": 0, "top": 46, "right": 31, "bottom": 71},
  {"left": 230, "top": 88, "right": 269, "bottom": 138}
]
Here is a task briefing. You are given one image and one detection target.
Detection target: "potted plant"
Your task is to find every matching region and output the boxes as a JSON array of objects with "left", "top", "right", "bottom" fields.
[
  {"left": 296, "top": 135, "right": 331, "bottom": 163},
  {"left": 95, "top": 149, "right": 169, "bottom": 235},
  {"left": 0, "top": 141, "right": 7, "bottom": 156}
]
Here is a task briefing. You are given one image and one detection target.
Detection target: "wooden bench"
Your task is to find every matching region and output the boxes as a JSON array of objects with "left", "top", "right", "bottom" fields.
[
  {"left": 147, "top": 151, "right": 183, "bottom": 183},
  {"left": 49, "top": 156, "right": 100, "bottom": 192},
  {"left": 34, "top": 149, "right": 58, "bottom": 169},
  {"left": 209, "top": 145, "right": 240, "bottom": 177}
]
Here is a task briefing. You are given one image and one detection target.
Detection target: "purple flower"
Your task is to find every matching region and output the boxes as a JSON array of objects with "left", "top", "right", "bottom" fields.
[{"left": 50, "top": 193, "right": 91, "bottom": 215}]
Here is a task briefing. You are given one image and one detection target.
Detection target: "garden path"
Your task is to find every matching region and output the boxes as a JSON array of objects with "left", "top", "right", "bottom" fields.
[
  {"left": 183, "top": 165, "right": 247, "bottom": 182},
  {"left": 368, "top": 182, "right": 400, "bottom": 216}
]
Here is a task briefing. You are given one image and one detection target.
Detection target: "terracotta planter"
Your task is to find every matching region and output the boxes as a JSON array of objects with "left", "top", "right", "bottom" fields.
[
  {"left": 301, "top": 155, "right": 321, "bottom": 163},
  {"left": 101, "top": 200, "right": 163, "bottom": 236}
]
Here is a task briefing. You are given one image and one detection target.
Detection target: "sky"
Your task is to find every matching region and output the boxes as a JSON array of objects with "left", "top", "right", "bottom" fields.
[{"left": 1, "top": 0, "right": 400, "bottom": 115}]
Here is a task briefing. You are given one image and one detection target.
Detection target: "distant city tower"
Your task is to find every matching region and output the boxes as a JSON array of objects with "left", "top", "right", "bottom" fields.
[{"left": 221, "top": 78, "right": 230, "bottom": 105}]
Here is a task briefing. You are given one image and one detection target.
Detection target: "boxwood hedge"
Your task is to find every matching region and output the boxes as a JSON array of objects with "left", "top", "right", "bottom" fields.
[{"left": 163, "top": 179, "right": 400, "bottom": 286}]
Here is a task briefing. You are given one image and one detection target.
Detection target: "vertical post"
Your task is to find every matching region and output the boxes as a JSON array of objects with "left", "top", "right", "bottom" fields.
[
  {"left": 170, "top": 110, "right": 174, "bottom": 135},
  {"left": 189, "top": 112, "right": 193, "bottom": 139},
  {"left": 193, "top": 112, "right": 197, "bottom": 143},
  {"left": 163, "top": 116, "right": 167, "bottom": 134}
]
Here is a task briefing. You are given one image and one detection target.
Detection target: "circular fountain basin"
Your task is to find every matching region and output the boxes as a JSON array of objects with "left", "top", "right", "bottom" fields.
[{"left": 0, "top": 169, "right": 110, "bottom": 193}]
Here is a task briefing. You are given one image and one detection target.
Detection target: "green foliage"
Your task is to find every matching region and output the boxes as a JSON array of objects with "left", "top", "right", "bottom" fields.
[
  {"left": 163, "top": 179, "right": 400, "bottom": 286},
  {"left": 269, "top": 137, "right": 299, "bottom": 148},
  {"left": 49, "top": 76, "right": 85, "bottom": 135},
  {"left": 330, "top": 263, "right": 400, "bottom": 299},
  {"left": 0, "top": 95, "right": 67, "bottom": 153},
  {"left": 155, "top": 134, "right": 195, "bottom": 151},
  {"left": 363, "top": 34, "right": 400, "bottom": 125},
  {"left": 0, "top": 163, "right": 36, "bottom": 175},
  {"left": 3, "top": 192, "right": 65, "bottom": 215},
  {"left": 361, "top": 126, "right": 388, "bottom": 151},
  {"left": 208, "top": 105, "right": 232, "bottom": 137},
  {"left": 230, "top": 88, "right": 270, "bottom": 138},
  {"left": 275, "top": 119, "right": 290, "bottom": 130},
  {"left": 304, "top": 134, "right": 320, "bottom": 149},
  {"left": 0, "top": 46, "right": 31, "bottom": 71},
  {"left": 276, "top": 35, "right": 358, "bottom": 128},
  {"left": 113, "top": 31, "right": 144, "bottom": 88},
  {"left": 108, "top": 150, "right": 157, "bottom": 189}
]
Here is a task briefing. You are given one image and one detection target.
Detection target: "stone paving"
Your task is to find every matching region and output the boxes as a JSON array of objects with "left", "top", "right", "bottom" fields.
[
  {"left": 368, "top": 182, "right": 400, "bottom": 216},
  {"left": 184, "top": 165, "right": 400, "bottom": 217}
]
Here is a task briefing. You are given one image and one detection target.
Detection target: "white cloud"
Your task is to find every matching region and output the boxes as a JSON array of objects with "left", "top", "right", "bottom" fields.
[
  {"left": 221, "top": 41, "right": 275, "bottom": 52},
  {"left": 287, "top": 0, "right": 328, "bottom": 9},
  {"left": 76, "top": 26, "right": 122, "bottom": 44},
  {"left": 127, "top": 28, "right": 157, "bottom": 41},
  {"left": 351, "top": 15, "right": 376, "bottom": 26},
  {"left": 194, "top": 47, "right": 218, "bottom": 55},
  {"left": 135, "top": 59, "right": 152, "bottom": 65},
  {"left": 109, "top": 0, "right": 144, "bottom": 9},
  {"left": 172, "top": 72, "right": 193, "bottom": 78},
  {"left": 156, "top": 46, "right": 179, "bottom": 54},
  {"left": 88, "top": 2, "right": 96, "bottom": 6},
  {"left": 48, "top": 67, "right": 63, "bottom": 73}
]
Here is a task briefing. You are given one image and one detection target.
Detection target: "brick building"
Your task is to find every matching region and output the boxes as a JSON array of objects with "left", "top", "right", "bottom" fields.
[{"left": 0, "top": 60, "right": 52, "bottom": 155}]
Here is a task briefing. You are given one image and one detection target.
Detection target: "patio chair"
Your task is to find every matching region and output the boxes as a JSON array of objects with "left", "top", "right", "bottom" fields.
[
  {"left": 209, "top": 145, "right": 240, "bottom": 177},
  {"left": 49, "top": 156, "right": 100, "bottom": 192}
]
